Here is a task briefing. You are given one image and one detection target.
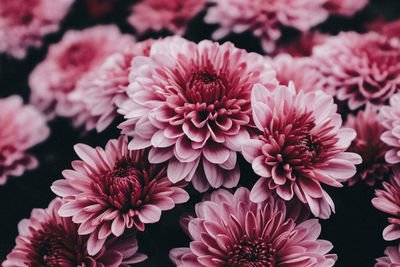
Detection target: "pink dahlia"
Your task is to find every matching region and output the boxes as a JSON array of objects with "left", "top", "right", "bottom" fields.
[
  {"left": 116, "top": 36, "right": 278, "bottom": 192},
  {"left": 204, "top": 0, "right": 329, "bottom": 52},
  {"left": 0, "top": 95, "right": 49, "bottom": 185},
  {"left": 29, "top": 25, "right": 134, "bottom": 121},
  {"left": 242, "top": 84, "right": 362, "bottom": 218},
  {"left": 51, "top": 136, "right": 189, "bottom": 255},
  {"left": 372, "top": 167, "right": 400, "bottom": 241},
  {"left": 312, "top": 31, "right": 400, "bottom": 110},
  {"left": 170, "top": 187, "right": 337, "bottom": 266},
  {"left": 376, "top": 244, "right": 400, "bottom": 267},
  {"left": 345, "top": 104, "right": 390, "bottom": 186},
  {"left": 323, "top": 0, "right": 368, "bottom": 17},
  {"left": 70, "top": 39, "right": 155, "bottom": 132},
  {"left": 0, "top": 0, "right": 74, "bottom": 59},
  {"left": 3, "top": 198, "right": 147, "bottom": 266},
  {"left": 380, "top": 93, "right": 400, "bottom": 165},
  {"left": 128, "top": 0, "right": 206, "bottom": 36}
]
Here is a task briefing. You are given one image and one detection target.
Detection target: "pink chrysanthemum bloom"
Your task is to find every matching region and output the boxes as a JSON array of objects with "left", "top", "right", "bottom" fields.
[
  {"left": 116, "top": 36, "right": 278, "bottom": 192},
  {"left": 312, "top": 31, "right": 400, "bottom": 110},
  {"left": 51, "top": 136, "right": 189, "bottom": 255},
  {"left": 170, "top": 187, "right": 337, "bottom": 266},
  {"left": 380, "top": 93, "right": 400, "bottom": 165},
  {"left": 376, "top": 244, "right": 400, "bottom": 267},
  {"left": 29, "top": 25, "right": 134, "bottom": 121},
  {"left": 70, "top": 39, "right": 155, "bottom": 132},
  {"left": 242, "top": 84, "right": 362, "bottom": 218},
  {"left": 128, "top": 0, "right": 206, "bottom": 36},
  {"left": 323, "top": 0, "right": 368, "bottom": 17},
  {"left": 0, "top": 95, "right": 49, "bottom": 185},
  {"left": 372, "top": 167, "right": 400, "bottom": 241},
  {"left": 345, "top": 104, "right": 390, "bottom": 186},
  {"left": 204, "top": 0, "right": 329, "bottom": 52},
  {"left": 276, "top": 31, "right": 328, "bottom": 58},
  {"left": 0, "top": 0, "right": 74, "bottom": 59},
  {"left": 3, "top": 198, "right": 147, "bottom": 266}
]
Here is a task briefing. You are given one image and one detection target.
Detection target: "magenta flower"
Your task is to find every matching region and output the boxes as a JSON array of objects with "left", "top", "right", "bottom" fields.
[
  {"left": 51, "top": 136, "right": 189, "bottom": 255},
  {"left": 204, "top": 0, "right": 329, "bottom": 52},
  {"left": 3, "top": 198, "right": 147, "bottom": 266},
  {"left": 376, "top": 244, "right": 400, "bottom": 267},
  {"left": 0, "top": 95, "right": 49, "bottom": 185},
  {"left": 170, "top": 187, "right": 337, "bottom": 266},
  {"left": 116, "top": 36, "right": 278, "bottom": 192},
  {"left": 372, "top": 167, "right": 400, "bottom": 241},
  {"left": 242, "top": 84, "right": 361, "bottom": 218},
  {"left": 345, "top": 104, "right": 390, "bottom": 186},
  {"left": 312, "top": 31, "right": 400, "bottom": 110},
  {"left": 29, "top": 25, "right": 134, "bottom": 121},
  {"left": 380, "top": 93, "right": 400, "bottom": 165},
  {"left": 128, "top": 0, "right": 206, "bottom": 36},
  {"left": 323, "top": 0, "right": 368, "bottom": 16},
  {"left": 0, "top": 0, "right": 74, "bottom": 59},
  {"left": 70, "top": 39, "right": 155, "bottom": 132}
]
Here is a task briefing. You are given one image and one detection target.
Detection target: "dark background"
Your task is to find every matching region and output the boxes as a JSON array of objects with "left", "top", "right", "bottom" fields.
[{"left": 1, "top": 0, "right": 400, "bottom": 266}]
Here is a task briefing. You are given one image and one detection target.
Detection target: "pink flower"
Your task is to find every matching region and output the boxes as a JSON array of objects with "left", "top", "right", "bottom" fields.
[
  {"left": 242, "top": 84, "right": 362, "bottom": 218},
  {"left": 51, "top": 136, "right": 189, "bottom": 255},
  {"left": 204, "top": 0, "right": 329, "bottom": 52},
  {"left": 29, "top": 25, "right": 134, "bottom": 121},
  {"left": 276, "top": 31, "right": 328, "bottom": 57},
  {"left": 3, "top": 198, "right": 147, "bottom": 266},
  {"left": 345, "top": 104, "right": 390, "bottom": 186},
  {"left": 312, "top": 31, "right": 400, "bottom": 110},
  {"left": 0, "top": 95, "right": 49, "bottom": 185},
  {"left": 170, "top": 187, "right": 337, "bottom": 266},
  {"left": 0, "top": 0, "right": 74, "bottom": 59},
  {"left": 323, "top": 0, "right": 368, "bottom": 17},
  {"left": 116, "top": 36, "right": 278, "bottom": 192},
  {"left": 128, "top": 0, "right": 206, "bottom": 36},
  {"left": 70, "top": 39, "right": 155, "bottom": 132},
  {"left": 376, "top": 244, "right": 400, "bottom": 267},
  {"left": 372, "top": 167, "right": 400, "bottom": 241},
  {"left": 380, "top": 93, "right": 400, "bottom": 165}
]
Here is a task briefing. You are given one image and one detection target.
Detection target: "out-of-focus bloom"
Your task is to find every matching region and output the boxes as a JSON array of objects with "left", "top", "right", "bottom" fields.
[
  {"left": 85, "top": 0, "right": 116, "bottom": 19},
  {"left": 204, "top": 0, "right": 329, "bottom": 52},
  {"left": 242, "top": 84, "right": 361, "bottom": 218},
  {"left": 29, "top": 25, "right": 134, "bottom": 121},
  {"left": 128, "top": 0, "right": 206, "bottom": 36},
  {"left": 71, "top": 39, "right": 155, "bottom": 132},
  {"left": 3, "top": 198, "right": 147, "bottom": 266},
  {"left": 170, "top": 187, "right": 337, "bottom": 266},
  {"left": 375, "top": 244, "right": 400, "bottom": 267},
  {"left": 51, "top": 136, "right": 189, "bottom": 255},
  {"left": 323, "top": 0, "right": 368, "bottom": 17},
  {"left": 372, "top": 167, "right": 400, "bottom": 241},
  {"left": 0, "top": 95, "right": 49, "bottom": 185},
  {"left": 380, "top": 93, "right": 400, "bottom": 165},
  {"left": 346, "top": 104, "right": 390, "bottom": 186},
  {"left": 116, "top": 36, "right": 278, "bottom": 192},
  {"left": 276, "top": 31, "right": 328, "bottom": 57},
  {"left": 312, "top": 31, "right": 400, "bottom": 110},
  {"left": 0, "top": 0, "right": 74, "bottom": 59}
]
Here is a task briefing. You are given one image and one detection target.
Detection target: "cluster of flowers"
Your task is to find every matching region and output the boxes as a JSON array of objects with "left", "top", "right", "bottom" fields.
[{"left": 1, "top": 0, "right": 400, "bottom": 266}]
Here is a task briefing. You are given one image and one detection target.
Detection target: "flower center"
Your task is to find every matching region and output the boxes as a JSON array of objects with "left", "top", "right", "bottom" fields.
[
  {"left": 185, "top": 70, "right": 227, "bottom": 105},
  {"left": 60, "top": 43, "right": 96, "bottom": 70},
  {"left": 226, "top": 236, "right": 276, "bottom": 267}
]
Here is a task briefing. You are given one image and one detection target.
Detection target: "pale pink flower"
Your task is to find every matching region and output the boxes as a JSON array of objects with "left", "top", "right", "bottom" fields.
[
  {"left": 204, "top": 0, "right": 329, "bottom": 52},
  {"left": 29, "top": 25, "right": 134, "bottom": 121},
  {"left": 71, "top": 39, "right": 155, "bottom": 132},
  {"left": 312, "top": 31, "right": 400, "bottom": 110},
  {"left": 3, "top": 198, "right": 147, "bottom": 266},
  {"left": 128, "top": 0, "right": 206, "bottom": 36},
  {"left": 376, "top": 244, "right": 400, "bottom": 267},
  {"left": 116, "top": 36, "right": 278, "bottom": 192},
  {"left": 372, "top": 167, "right": 400, "bottom": 241},
  {"left": 324, "top": 0, "right": 368, "bottom": 17},
  {"left": 380, "top": 93, "right": 400, "bottom": 165},
  {"left": 0, "top": 0, "right": 74, "bottom": 59},
  {"left": 345, "top": 104, "right": 390, "bottom": 186},
  {"left": 0, "top": 95, "right": 49, "bottom": 185},
  {"left": 242, "top": 84, "right": 362, "bottom": 218},
  {"left": 51, "top": 136, "right": 189, "bottom": 255},
  {"left": 170, "top": 187, "right": 337, "bottom": 266}
]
